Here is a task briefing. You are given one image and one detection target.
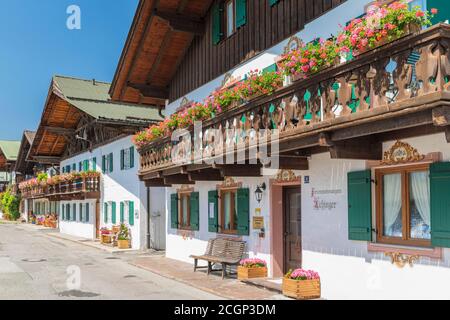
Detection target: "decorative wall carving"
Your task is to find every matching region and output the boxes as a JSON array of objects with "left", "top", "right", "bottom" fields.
[
  {"left": 381, "top": 141, "right": 425, "bottom": 165},
  {"left": 276, "top": 170, "right": 298, "bottom": 183},
  {"left": 385, "top": 252, "right": 419, "bottom": 268}
]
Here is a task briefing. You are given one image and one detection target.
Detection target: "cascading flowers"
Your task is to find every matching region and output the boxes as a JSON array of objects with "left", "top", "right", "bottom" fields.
[
  {"left": 336, "top": 1, "right": 432, "bottom": 56},
  {"left": 285, "top": 268, "right": 320, "bottom": 281},
  {"left": 239, "top": 258, "right": 267, "bottom": 268}
]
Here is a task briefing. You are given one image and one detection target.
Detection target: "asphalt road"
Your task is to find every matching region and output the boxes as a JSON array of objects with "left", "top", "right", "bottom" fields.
[{"left": 0, "top": 223, "right": 221, "bottom": 300}]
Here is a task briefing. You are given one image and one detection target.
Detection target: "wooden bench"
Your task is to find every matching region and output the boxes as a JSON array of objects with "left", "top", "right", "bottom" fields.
[{"left": 190, "top": 238, "right": 246, "bottom": 279}]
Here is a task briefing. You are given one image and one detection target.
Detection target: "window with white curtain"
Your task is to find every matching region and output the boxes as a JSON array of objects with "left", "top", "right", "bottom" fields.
[{"left": 376, "top": 164, "right": 431, "bottom": 247}]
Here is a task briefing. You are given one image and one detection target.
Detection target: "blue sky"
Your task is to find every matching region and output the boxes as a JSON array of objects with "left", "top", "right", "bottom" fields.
[{"left": 0, "top": 0, "right": 138, "bottom": 140}]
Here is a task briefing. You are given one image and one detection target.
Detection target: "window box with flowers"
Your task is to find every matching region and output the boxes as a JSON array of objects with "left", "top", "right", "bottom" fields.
[
  {"left": 237, "top": 258, "right": 268, "bottom": 280},
  {"left": 282, "top": 269, "right": 321, "bottom": 300}
]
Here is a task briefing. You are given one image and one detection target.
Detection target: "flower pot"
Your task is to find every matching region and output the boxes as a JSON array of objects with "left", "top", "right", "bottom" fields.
[
  {"left": 101, "top": 234, "right": 112, "bottom": 244},
  {"left": 237, "top": 266, "right": 268, "bottom": 280},
  {"left": 117, "top": 239, "right": 130, "bottom": 249},
  {"left": 282, "top": 278, "right": 321, "bottom": 300}
]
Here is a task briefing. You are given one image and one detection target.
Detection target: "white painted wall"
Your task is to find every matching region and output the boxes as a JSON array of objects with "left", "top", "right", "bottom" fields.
[
  {"left": 59, "top": 200, "right": 97, "bottom": 239},
  {"left": 60, "top": 136, "right": 166, "bottom": 250},
  {"left": 301, "top": 132, "right": 450, "bottom": 300}
]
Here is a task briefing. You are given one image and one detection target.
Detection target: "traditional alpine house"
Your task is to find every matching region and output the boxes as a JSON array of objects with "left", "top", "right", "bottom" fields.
[
  {"left": 21, "top": 75, "right": 165, "bottom": 249},
  {"left": 0, "top": 140, "right": 20, "bottom": 192},
  {"left": 112, "top": 0, "right": 450, "bottom": 298}
]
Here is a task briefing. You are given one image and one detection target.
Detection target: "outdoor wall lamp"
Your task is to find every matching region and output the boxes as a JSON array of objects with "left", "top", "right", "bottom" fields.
[{"left": 255, "top": 182, "right": 267, "bottom": 203}]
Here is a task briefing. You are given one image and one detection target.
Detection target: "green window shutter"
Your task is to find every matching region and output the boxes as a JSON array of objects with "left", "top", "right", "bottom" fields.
[
  {"left": 429, "top": 0, "right": 450, "bottom": 24},
  {"left": 67, "top": 204, "right": 71, "bottom": 221},
  {"left": 237, "top": 188, "right": 250, "bottom": 236},
  {"left": 129, "top": 201, "right": 135, "bottom": 226},
  {"left": 62, "top": 204, "right": 65, "bottom": 220},
  {"left": 73, "top": 204, "right": 77, "bottom": 221},
  {"left": 79, "top": 203, "right": 83, "bottom": 221},
  {"left": 71, "top": 164, "right": 75, "bottom": 172},
  {"left": 120, "top": 149, "right": 125, "bottom": 170},
  {"left": 431, "top": 162, "right": 450, "bottom": 247},
  {"left": 171, "top": 193, "right": 179, "bottom": 229},
  {"left": 79, "top": 162, "right": 82, "bottom": 172},
  {"left": 85, "top": 203, "right": 90, "bottom": 223},
  {"left": 109, "top": 153, "right": 114, "bottom": 173},
  {"left": 208, "top": 190, "right": 219, "bottom": 232},
  {"left": 236, "top": 0, "right": 247, "bottom": 28},
  {"left": 348, "top": 170, "right": 372, "bottom": 241},
  {"left": 212, "top": 4, "right": 223, "bottom": 45},
  {"left": 104, "top": 203, "right": 108, "bottom": 223},
  {"left": 93, "top": 157, "right": 97, "bottom": 171},
  {"left": 83, "top": 160, "right": 89, "bottom": 172},
  {"left": 269, "top": 0, "right": 280, "bottom": 7},
  {"left": 120, "top": 202, "right": 125, "bottom": 223},
  {"left": 190, "top": 192, "right": 200, "bottom": 231},
  {"left": 262, "top": 63, "right": 278, "bottom": 74},
  {"left": 130, "top": 146, "right": 135, "bottom": 169},
  {"left": 102, "top": 156, "right": 106, "bottom": 173},
  {"left": 111, "top": 202, "right": 117, "bottom": 224}
]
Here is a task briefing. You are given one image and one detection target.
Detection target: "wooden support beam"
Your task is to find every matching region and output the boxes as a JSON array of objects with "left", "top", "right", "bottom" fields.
[
  {"left": 188, "top": 170, "right": 223, "bottom": 182},
  {"left": 140, "top": 171, "right": 162, "bottom": 181},
  {"left": 145, "top": 179, "right": 171, "bottom": 187},
  {"left": 162, "top": 166, "right": 187, "bottom": 176},
  {"left": 275, "top": 156, "right": 309, "bottom": 170},
  {"left": 146, "top": 30, "right": 173, "bottom": 84},
  {"left": 432, "top": 106, "right": 450, "bottom": 126},
  {"left": 329, "top": 140, "right": 382, "bottom": 160},
  {"left": 127, "top": 82, "right": 169, "bottom": 99},
  {"left": 318, "top": 133, "right": 333, "bottom": 147},
  {"left": 332, "top": 109, "right": 432, "bottom": 141},
  {"left": 214, "top": 164, "right": 262, "bottom": 177},
  {"left": 164, "top": 174, "right": 195, "bottom": 185},
  {"left": 446, "top": 127, "right": 450, "bottom": 143},
  {"left": 42, "top": 126, "right": 75, "bottom": 135},
  {"left": 154, "top": 10, "right": 204, "bottom": 35},
  {"left": 32, "top": 155, "right": 61, "bottom": 164}
]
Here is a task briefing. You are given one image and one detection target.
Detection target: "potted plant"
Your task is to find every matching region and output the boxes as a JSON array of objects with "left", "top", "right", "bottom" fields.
[
  {"left": 237, "top": 258, "right": 268, "bottom": 280},
  {"left": 117, "top": 224, "right": 130, "bottom": 249},
  {"left": 100, "top": 228, "right": 112, "bottom": 244},
  {"left": 282, "top": 268, "right": 321, "bottom": 300}
]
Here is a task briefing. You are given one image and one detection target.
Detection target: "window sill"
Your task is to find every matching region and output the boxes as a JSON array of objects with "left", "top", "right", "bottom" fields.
[{"left": 367, "top": 242, "right": 442, "bottom": 259}]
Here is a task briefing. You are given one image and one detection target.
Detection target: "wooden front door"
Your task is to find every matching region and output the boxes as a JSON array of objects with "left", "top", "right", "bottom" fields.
[
  {"left": 95, "top": 201, "right": 100, "bottom": 239},
  {"left": 283, "top": 187, "right": 302, "bottom": 273}
]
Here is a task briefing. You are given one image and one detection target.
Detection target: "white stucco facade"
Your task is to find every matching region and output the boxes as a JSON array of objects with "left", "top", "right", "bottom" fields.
[
  {"left": 159, "top": 0, "right": 449, "bottom": 300},
  {"left": 59, "top": 135, "right": 166, "bottom": 250}
]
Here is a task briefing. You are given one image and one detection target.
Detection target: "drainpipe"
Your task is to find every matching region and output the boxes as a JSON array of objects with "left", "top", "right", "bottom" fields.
[{"left": 146, "top": 186, "right": 151, "bottom": 250}]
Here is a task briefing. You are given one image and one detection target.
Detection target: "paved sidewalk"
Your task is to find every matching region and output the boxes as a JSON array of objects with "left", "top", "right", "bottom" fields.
[
  {"left": 131, "top": 256, "right": 288, "bottom": 300},
  {"left": 16, "top": 223, "right": 141, "bottom": 254}
]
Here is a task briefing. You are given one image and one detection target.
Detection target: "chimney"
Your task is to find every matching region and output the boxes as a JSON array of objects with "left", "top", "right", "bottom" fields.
[{"left": 92, "top": 79, "right": 96, "bottom": 86}]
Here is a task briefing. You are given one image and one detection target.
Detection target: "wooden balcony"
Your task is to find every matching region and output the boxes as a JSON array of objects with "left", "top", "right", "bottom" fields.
[
  {"left": 21, "top": 176, "right": 101, "bottom": 200},
  {"left": 138, "top": 24, "right": 450, "bottom": 186}
]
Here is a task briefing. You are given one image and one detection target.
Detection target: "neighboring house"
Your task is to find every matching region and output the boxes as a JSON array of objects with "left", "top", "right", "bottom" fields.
[
  {"left": 21, "top": 75, "right": 165, "bottom": 250},
  {"left": 14, "top": 130, "right": 37, "bottom": 221},
  {"left": 110, "top": 0, "right": 450, "bottom": 299},
  {"left": 0, "top": 140, "right": 21, "bottom": 191}
]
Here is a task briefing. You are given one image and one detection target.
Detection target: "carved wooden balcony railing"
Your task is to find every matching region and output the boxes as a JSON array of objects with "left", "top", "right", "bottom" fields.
[
  {"left": 139, "top": 24, "right": 450, "bottom": 182},
  {"left": 21, "top": 176, "right": 101, "bottom": 200}
]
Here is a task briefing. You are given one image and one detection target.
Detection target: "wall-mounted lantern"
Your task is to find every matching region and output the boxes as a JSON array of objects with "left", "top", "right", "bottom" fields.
[{"left": 255, "top": 182, "right": 266, "bottom": 203}]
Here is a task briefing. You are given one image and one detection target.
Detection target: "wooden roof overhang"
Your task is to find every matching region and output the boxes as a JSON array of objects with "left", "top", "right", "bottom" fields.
[
  {"left": 137, "top": 24, "right": 450, "bottom": 186},
  {"left": 110, "top": 0, "right": 213, "bottom": 105},
  {"left": 28, "top": 83, "right": 84, "bottom": 165},
  {"left": 15, "top": 131, "right": 36, "bottom": 175}
]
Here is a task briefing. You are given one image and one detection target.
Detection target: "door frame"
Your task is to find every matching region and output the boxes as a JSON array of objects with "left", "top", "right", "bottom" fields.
[
  {"left": 269, "top": 178, "right": 301, "bottom": 278},
  {"left": 95, "top": 200, "right": 100, "bottom": 239}
]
